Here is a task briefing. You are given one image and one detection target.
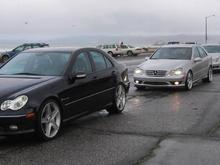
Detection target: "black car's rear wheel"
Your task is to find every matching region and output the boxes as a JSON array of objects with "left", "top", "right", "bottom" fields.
[
  {"left": 107, "top": 84, "right": 126, "bottom": 114},
  {"left": 36, "top": 100, "right": 62, "bottom": 140}
]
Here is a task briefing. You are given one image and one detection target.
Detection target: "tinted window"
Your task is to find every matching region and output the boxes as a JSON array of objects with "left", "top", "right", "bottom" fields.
[
  {"left": 24, "top": 45, "right": 32, "bottom": 50},
  {"left": 104, "top": 56, "right": 113, "bottom": 68},
  {"left": 72, "top": 52, "right": 92, "bottom": 74},
  {"left": 90, "top": 51, "right": 107, "bottom": 71},
  {"left": 151, "top": 47, "right": 192, "bottom": 60},
  {"left": 14, "top": 46, "right": 24, "bottom": 52},
  {"left": 203, "top": 46, "right": 220, "bottom": 53},
  {"left": 194, "top": 48, "right": 200, "bottom": 58},
  {"left": 198, "top": 47, "right": 207, "bottom": 58},
  {"left": 0, "top": 52, "right": 71, "bottom": 76}
]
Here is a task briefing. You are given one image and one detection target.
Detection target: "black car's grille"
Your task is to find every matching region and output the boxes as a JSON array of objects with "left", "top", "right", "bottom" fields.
[
  {"left": 146, "top": 70, "right": 167, "bottom": 77},
  {"left": 144, "top": 82, "right": 169, "bottom": 85}
]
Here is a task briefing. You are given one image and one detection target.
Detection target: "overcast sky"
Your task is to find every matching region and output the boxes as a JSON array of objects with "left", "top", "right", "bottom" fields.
[{"left": 0, "top": 0, "right": 219, "bottom": 37}]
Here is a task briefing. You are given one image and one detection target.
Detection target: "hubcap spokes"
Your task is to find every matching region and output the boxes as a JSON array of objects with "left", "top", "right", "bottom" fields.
[
  {"left": 41, "top": 102, "right": 61, "bottom": 138},
  {"left": 209, "top": 69, "right": 213, "bottom": 81},
  {"left": 187, "top": 73, "right": 193, "bottom": 89},
  {"left": 116, "top": 86, "right": 126, "bottom": 110}
]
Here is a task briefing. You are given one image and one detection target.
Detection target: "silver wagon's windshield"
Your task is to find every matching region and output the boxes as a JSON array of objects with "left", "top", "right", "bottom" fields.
[
  {"left": 151, "top": 47, "right": 192, "bottom": 60},
  {"left": 0, "top": 52, "right": 71, "bottom": 76}
]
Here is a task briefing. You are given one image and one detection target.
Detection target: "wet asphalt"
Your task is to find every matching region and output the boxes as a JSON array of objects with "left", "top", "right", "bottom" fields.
[{"left": 1, "top": 54, "right": 220, "bottom": 165}]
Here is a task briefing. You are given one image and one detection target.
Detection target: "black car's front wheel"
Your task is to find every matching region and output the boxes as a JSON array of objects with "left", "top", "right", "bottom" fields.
[
  {"left": 36, "top": 100, "right": 62, "bottom": 141},
  {"left": 107, "top": 84, "right": 127, "bottom": 114}
]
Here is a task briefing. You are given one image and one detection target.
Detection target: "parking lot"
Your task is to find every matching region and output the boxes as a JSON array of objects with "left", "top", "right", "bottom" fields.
[{"left": 1, "top": 54, "right": 220, "bottom": 165}]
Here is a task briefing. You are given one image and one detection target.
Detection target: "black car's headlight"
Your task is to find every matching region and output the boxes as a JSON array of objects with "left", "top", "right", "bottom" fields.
[{"left": 1, "top": 95, "right": 28, "bottom": 111}]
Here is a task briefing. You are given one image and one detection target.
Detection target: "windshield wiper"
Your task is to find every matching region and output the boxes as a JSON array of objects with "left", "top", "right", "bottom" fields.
[{"left": 13, "top": 73, "right": 43, "bottom": 76}]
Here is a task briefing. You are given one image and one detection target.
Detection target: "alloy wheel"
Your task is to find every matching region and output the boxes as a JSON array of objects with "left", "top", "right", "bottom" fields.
[
  {"left": 116, "top": 85, "right": 126, "bottom": 111},
  {"left": 41, "top": 102, "right": 61, "bottom": 138}
]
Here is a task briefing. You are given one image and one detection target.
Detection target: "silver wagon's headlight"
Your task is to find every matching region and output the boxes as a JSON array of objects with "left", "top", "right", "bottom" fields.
[
  {"left": 134, "top": 68, "right": 144, "bottom": 75},
  {"left": 168, "top": 68, "right": 184, "bottom": 76},
  {"left": 1, "top": 95, "right": 28, "bottom": 111}
]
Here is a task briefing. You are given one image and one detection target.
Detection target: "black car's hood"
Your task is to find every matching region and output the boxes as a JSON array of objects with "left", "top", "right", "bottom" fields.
[{"left": 0, "top": 75, "right": 57, "bottom": 99}]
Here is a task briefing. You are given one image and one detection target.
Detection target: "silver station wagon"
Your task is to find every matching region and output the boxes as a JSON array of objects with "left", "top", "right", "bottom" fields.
[{"left": 134, "top": 45, "right": 213, "bottom": 90}]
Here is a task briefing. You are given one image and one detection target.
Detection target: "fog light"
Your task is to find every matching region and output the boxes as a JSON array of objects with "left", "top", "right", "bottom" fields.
[
  {"left": 9, "top": 125, "right": 18, "bottom": 131},
  {"left": 174, "top": 81, "right": 179, "bottom": 85}
]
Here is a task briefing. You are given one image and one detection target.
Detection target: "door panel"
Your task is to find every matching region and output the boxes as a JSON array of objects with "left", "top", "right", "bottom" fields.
[
  {"left": 60, "top": 52, "right": 96, "bottom": 118},
  {"left": 192, "top": 47, "right": 203, "bottom": 80},
  {"left": 89, "top": 51, "right": 117, "bottom": 109}
]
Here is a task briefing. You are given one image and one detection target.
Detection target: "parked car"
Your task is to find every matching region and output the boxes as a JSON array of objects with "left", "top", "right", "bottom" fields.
[
  {"left": 0, "top": 47, "right": 130, "bottom": 140},
  {"left": 202, "top": 44, "right": 220, "bottom": 70},
  {"left": 0, "top": 43, "right": 49, "bottom": 63},
  {"left": 97, "top": 44, "right": 121, "bottom": 57},
  {"left": 97, "top": 44, "right": 143, "bottom": 57},
  {"left": 120, "top": 44, "right": 143, "bottom": 56},
  {"left": 134, "top": 45, "right": 212, "bottom": 90}
]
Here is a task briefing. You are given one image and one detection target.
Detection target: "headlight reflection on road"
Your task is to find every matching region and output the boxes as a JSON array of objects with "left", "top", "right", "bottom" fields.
[{"left": 170, "top": 94, "right": 181, "bottom": 112}]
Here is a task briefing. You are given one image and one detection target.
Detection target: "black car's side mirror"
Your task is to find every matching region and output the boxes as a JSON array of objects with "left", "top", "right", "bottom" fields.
[{"left": 69, "top": 72, "right": 87, "bottom": 82}]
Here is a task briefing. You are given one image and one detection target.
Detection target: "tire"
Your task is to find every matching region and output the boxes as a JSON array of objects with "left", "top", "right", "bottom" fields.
[
  {"left": 2, "top": 55, "right": 9, "bottom": 63},
  {"left": 185, "top": 71, "right": 193, "bottom": 90},
  {"left": 108, "top": 51, "right": 114, "bottom": 57},
  {"left": 202, "top": 67, "right": 213, "bottom": 83},
  {"left": 107, "top": 84, "right": 127, "bottom": 114},
  {"left": 127, "top": 51, "right": 133, "bottom": 56},
  {"left": 36, "top": 99, "right": 62, "bottom": 141}
]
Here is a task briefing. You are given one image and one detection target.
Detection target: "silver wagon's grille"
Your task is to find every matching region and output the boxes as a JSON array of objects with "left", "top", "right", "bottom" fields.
[{"left": 146, "top": 70, "right": 167, "bottom": 77}]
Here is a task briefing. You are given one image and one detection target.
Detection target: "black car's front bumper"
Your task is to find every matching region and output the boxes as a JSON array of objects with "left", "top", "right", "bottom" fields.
[{"left": 0, "top": 113, "right": 36, "bottom": 135}]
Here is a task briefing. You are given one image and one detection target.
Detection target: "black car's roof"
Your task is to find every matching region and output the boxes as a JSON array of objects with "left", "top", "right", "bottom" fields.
[{"left": 23, "top": 47, "right": 85, "bottom": 53}]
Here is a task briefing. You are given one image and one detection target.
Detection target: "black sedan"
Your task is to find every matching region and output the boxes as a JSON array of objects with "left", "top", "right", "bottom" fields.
[{"left": 0, "top": 47, "right": 130, "bottom": 140}]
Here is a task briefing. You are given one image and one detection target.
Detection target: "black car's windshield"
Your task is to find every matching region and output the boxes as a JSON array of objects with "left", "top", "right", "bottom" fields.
[
  {"left": 151, "top": 47, "right": 192, "bottom": 60},
  {"left": 203, "top": 46, "right": 220, "bottom": 53},
  {"left": 0, "top": 52, "right": 71, "bottom": 76}
]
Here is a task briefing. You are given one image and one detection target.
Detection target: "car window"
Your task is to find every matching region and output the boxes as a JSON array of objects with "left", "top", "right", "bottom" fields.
[
  {"left": 72, "top": 52, "right": 92, "bottom": 74},
  {"left": 198, "top": 47, "right": 208, "bottom": 58},
  {"left": 24, "top": 45, "right": 32, "bottom": 50},
  {"left": 90, "top": 51, "right": 107, "bottom": 71},
  {"left": 121, "top": 45, "right": 128, "bottom": 49},
  {"left": 151, "top": 47, "right": 192, "bottom": 60},
  {"left": 194, "top": 47, "right": 200, "bottom": 58},
  {"left": 0, "top": 52, "right": 71, "bottom": 76},
  {"left": 104, "top": 56, "right": 113, "bottom": 68},
  {"left": 32, "top": 45, "right": 40, "bottom": 48},
  {"left": 203, "top": 45, "right": 220, "bottom": 53},
  {"left": 13, "top": 46, "right": 24, "bottom": 52}
]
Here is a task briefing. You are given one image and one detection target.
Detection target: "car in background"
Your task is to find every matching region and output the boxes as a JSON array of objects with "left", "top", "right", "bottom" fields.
[
  {"left": 120, "top": 44, "right": 143, "bottom": 56},
  {"left": 0, "top": 43, "right": 49, "bottom": 63},
  {"left": 97, "top": 44, "right": 121, "bottom": 57},
  {"left": 0, "top": 47, "right": 130, "bottom": 140},
  {"left": 134, "top": 45, "right": 212, "bottom": 90},
  {"left": 97, "top": 44, "right": 143, "bottom": 57},
  {"left": 202, "top": 44, "right": 220, "bottom": 70}
]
